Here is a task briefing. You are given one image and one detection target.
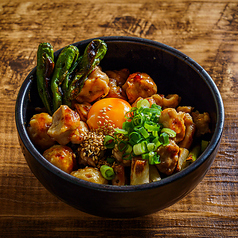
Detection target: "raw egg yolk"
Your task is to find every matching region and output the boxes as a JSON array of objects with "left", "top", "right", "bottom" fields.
[{"left": 87, "top": 98, "right": 131, "bottom": 130}]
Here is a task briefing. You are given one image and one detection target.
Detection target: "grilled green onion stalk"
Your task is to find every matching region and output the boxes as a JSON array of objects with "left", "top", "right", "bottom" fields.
[
  {"left": 67, "top": 39, "right": 107, "bottom": 101},
  {"left": 36, "top": 42, "right": 55, "bottom": 115},
  {"left": 187, "top": 144, "right": 201, "bottom": 162},
  {"left": 51, "top": 45, "right": 79, "bottom": 112},
  {"left": 181, "top": 144, "right": 201, "bottom": 169}
]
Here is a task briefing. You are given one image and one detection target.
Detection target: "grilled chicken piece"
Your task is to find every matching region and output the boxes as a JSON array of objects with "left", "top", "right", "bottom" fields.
[
  {"left": 74, "top": 102, "right": 92, "bottom": 122},
  {"left": 156, "top": 139, "right": 180, "bottom": 175},
  {"left": 122, "top": 72, "right": 157, "bottom": 104},
  {"left": 47, "top": 105, "right": 80, "bottom": 145},
  {"left": 179, "top": 113, "right": 196, "bottom": 149},
  {"left": 159, "top": 108, "right": 186, "bottom": 143},
  {"left": 105, "top": 68, "right": 130, "bottom": 100},
  {"left": 151, "top": 94, "right": 181, "bottom": 109},
  {"left": 71, "top": 167, "right": 108, "bottom": 184},
  {"left": 177, "top": 106, "right": 193, "bottom": 113},
  {"left": 27, "top": 112, "right": 55, "bottom": 151},
  {"left": 106, "top": 78, "right": 127, "bottom": 100},
  {"left": 76, "top": 66, "right": 110, "bottom": 103},
  {"left": 43, "top": 145, "right": 76, "bottom": 174},
  {"left": 69, "top": 121, "right": 89, "bottom": 144},
  {"left": 105, "top": 68, "right": 130, "bottom": 86},
  {"left": 191, "top": 110, "right": 211, "bottom": 137}
]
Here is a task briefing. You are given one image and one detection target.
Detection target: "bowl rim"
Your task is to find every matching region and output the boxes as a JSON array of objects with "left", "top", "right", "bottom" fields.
[{"left": 15, "top": 36, "right": 225, "bottom": 192}]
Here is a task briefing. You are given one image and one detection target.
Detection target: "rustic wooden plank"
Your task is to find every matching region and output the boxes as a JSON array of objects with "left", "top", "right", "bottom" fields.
[{"left": 0, "top": 0, "right": 237, "bottom": 237}]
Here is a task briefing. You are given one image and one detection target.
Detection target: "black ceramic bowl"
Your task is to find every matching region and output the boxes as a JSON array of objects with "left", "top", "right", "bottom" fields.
[{"left": 15, "top": 36, "right": 224, "bottom": 218}]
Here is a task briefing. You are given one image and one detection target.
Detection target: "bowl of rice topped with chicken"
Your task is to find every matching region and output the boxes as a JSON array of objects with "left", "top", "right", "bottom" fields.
[{"left": 15, "top": 36, "right": 224, "bottom": 218}]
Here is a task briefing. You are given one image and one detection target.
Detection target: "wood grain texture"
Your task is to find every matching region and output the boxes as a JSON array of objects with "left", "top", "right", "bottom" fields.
[{"left": 0, "top": 0, "right": 237, "bottom": 237}]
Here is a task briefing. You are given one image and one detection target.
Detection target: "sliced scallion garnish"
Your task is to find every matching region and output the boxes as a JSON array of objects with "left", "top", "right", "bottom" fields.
[
  {"left": 137, "top": 98, "right": 150, "bottom": 108},
  {"left": 103, "top": 99, "right": 175, "bottom": 165},
  {"left": 133, "top": 141, "right": 147, "bottom": 155},
  {"left": 147, "top": 142, "right": 155, "bottom": 152},
  {"left": 159, "top": 132, "right": 169, "bottom": 146},
  {"left": 144, "top": 122, "right": 161, "bottom": 132},
  {"left": 118, "top": 141, "right": 128, "bottom": 152},
  {"left": 129, "top": 132, "right": 142, "bottom": 145},
  {"left": 161, "top": 128, "right": 176, "bottom": 137},
  {"left": 100, "top": 165, "right": 115, "bottom": 180},
  {"left": 104, "top": 135, "right": 116, "bottom": 149}
]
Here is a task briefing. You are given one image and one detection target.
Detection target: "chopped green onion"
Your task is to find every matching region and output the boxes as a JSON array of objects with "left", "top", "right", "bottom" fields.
[
  {"left": 144, "top": 122, "right": 161, "bottom": 131},
  {"left": 150, "top": 114, "right": 160, "bottom": 123},
  {"left": 115, "top": 128, "right": 128, "bottom": 135},
  {"left": 149, "top": 154, "right": 160, "bottom": 165},
  {"left": 147, "top": 142, "right": 155, "bottom": 151},
  {"left": 141, "top": 151, "right": 160, "bottom": 165},
  {"left": 118, "top": 141, "right": 128, "bottom": 152},
  {"left": 141, "top": 108, "right": 152, "bottom": 117},
  {"left": 152, "top": 137, "right": 162, "bottom": 149},
  {"left": 138, "top": 127, "right": 150, "bottom": 138},
  {"left": 133, "top": 141, "right": 147, "bottom": 155},
  {"left": 152, "top": 130, "right": 158, "bottom": 137},
  {"left": 104, "top": 135, "right": 116, "bottom": 149},
  {"left": 122, "top": 121, "right": 133, "bottom": 132},
  {"left": 100, "top": 165, "right": 115, "bottom": 180},
  {"left": 137, "top": 99, "right": 150, "bottom": 108},
  {"left": 122, "top": 153, "right": 132, "bottom": 160},
  {"left": 142, "top": 151, "right": 153, "bottom": 160},
  {"left": 132, "top": 114, "right": 144, "bottom": 126},
  {"left": 129, "top": 132, "right": 142, "bottom": 145},
  {"left": 159, "top": 132, "right": 169, "bottom": 145},
  {"left": 143, "top": 107, "right": 158, "bottom": 115},
  {"left": 125, "top": 107, "right": 137, "bottom": 120},
  {"left": 161, "top": 128, "right": 176, "bottom": 137},
  {"left": 125, "top": 144, "right": 132, "bottom": 154},
  {"left": 118, "top": 141, "right": 132, "bottom": 154},
  {"left": 151, "top": 103, "right": 162, "bottom": 110}
]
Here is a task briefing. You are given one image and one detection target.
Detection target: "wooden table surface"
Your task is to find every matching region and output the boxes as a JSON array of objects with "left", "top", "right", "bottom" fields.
[{"left": 0, "top": 0, "right": 237, "bottom": 237}]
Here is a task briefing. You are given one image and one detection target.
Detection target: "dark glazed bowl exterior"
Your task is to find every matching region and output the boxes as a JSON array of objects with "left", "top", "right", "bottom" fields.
[{"left": 15, "top": 36, "right": 224, "bottom": 218}]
